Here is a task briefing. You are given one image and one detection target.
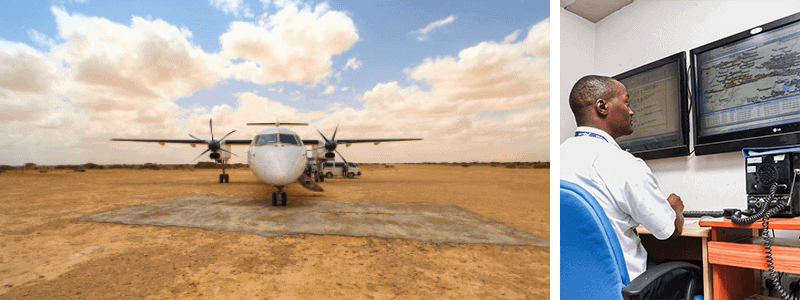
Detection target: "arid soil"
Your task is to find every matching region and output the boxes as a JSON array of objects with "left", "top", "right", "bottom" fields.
[{"left": 0, "top": 164, "right": 549, "bottom": 299}]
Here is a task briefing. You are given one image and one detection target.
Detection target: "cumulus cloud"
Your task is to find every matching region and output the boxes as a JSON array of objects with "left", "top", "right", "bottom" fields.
[
  {"left": 210, "top": 0, "right": 255, "bottom": 19},
  {"left": 48, "top": 6, "right": 230, "bottom": 119},
  {"left": 364, "top": 18, "right": 550, "bottom": 117},
  {"left": 415, "top": 15, "right": 455, "bottom": 41},
  {"left": 323, "top": 85, "right": 336, "bottom": 94},
  {"left": 0, "top": 41, "right": 59, "bottom": 93},
  {"left": 344, "top": 57, "right": 361, "bottom": 70},
  {"left": 220, "top": 2, "right": 359, "bottom": 85}
]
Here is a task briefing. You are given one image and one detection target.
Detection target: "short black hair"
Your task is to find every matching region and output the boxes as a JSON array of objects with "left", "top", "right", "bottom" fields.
[{"left": 569, "top": 75, "right": 617, "bottom": 124}]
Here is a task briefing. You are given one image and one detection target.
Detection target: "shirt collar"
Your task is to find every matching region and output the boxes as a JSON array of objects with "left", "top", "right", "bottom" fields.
[{"left": 575, "top": 126, "right": 621, "bottom": 150}]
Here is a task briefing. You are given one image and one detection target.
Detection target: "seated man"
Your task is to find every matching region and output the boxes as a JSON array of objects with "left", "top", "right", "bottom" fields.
[{"left": 561, "top": 75, "right": 690, "bottom": 299}]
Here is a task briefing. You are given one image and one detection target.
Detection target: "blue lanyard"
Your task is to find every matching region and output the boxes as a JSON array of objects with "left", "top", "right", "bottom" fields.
[{"left": 575, "top": 131, "right": 608, "bottom": 143}]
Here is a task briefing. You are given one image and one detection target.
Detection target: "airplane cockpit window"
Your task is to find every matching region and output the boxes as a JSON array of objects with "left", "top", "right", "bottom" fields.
[
  {"left": 348, "top": 163, "right": 356, "bottom": 167},
  {"left": 257, "top": 134, "right": 278, "bottom": 146},
  {"left": 279, "top": 134, "right": 299, "bottom": 145}
]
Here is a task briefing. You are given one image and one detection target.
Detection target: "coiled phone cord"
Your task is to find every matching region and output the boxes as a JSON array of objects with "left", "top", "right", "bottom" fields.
[{"left": 730, "top": 168, "right": 798, "bottom": 300}]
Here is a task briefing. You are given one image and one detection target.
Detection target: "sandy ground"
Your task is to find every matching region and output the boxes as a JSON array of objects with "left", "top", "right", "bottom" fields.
[{"left": 1, "top": 164, "right": 549, "bottom": 299}]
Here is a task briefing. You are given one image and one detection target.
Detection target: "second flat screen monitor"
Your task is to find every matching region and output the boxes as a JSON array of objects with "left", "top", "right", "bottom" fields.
[{"left": 613, "top": 52, "right": 690, "bottom": 160}]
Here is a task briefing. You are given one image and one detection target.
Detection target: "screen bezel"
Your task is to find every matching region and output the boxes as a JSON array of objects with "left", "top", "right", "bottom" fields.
[
  {"left": 612, "top": 52, "right": 690, "bottom": 160},
  {"left": 690, "top": 12, "right": 800, "bottom": 156}
]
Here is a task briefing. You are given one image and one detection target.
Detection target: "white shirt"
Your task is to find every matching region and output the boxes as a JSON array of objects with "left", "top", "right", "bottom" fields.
[{"left": 561, "top": 126, "right": 676, "bottom": 280}]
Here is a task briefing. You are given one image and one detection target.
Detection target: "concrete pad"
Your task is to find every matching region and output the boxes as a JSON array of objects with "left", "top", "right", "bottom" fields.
[{"left": 80, "top": 196, "right": 548, "bottom": 246}]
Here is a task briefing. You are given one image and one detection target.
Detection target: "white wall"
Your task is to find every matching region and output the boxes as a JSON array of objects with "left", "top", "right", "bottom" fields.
[
  {"left": 560, "top": 1, "right": 800, "bottom": 211},
  {"left": 559, "top": 7, "right": 596, "bottom": 143}
]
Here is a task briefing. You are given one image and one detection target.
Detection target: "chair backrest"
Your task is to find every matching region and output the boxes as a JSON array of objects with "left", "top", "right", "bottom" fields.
[{"left": 560, "top": 180, "right": 630, "bottom": 300}]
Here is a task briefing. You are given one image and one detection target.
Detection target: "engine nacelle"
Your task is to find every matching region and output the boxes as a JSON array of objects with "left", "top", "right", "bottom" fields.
[
  {"left": 309, "top": 147, "right": 326, "bottom": 160},
  {"left": 210, "top": 144, "right": 232, "bottom": 161}
]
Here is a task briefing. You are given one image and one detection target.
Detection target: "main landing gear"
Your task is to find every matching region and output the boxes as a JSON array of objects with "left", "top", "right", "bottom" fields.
[
  {"left": 218, "top": 161, "right": 230, "bottom": 183},
  {"left": 271, "top": 187, "right": 287, "bottom": 206}
]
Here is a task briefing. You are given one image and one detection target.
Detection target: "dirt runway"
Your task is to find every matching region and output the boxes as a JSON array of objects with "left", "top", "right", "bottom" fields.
[{"left": 1, "top": 164, "right": 549, "bottom": 299}]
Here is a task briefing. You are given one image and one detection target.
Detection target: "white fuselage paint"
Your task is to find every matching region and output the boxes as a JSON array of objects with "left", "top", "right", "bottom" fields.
[{"left": 246, "top": 127, "right": 307, "bottom": 188}]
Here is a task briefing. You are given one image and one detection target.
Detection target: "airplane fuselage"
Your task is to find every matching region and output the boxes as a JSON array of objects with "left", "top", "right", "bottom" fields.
[{"left": 246, "top": 127, "right": 307, "bottom": 188}]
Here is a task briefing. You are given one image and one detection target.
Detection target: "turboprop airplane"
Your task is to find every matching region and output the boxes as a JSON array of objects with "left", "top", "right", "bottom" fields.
[{"left": 111, "top": 120, "right": 422, "bottom": 206}]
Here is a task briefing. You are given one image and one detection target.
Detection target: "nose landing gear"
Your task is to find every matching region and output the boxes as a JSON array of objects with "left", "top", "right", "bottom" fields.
[
  {"left": 271, "top": 187, "right": 287, "bottom": 206},
  {"left": 218, "top": 160, "right": 230, "bottom": 183}
]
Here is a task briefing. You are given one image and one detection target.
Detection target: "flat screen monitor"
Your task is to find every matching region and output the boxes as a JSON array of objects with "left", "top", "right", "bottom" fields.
[
  {"left": 691, "top": 12, "right": 800, "bottom": 155},
  {"left": 612, "top": 52, "right": 690, "bottom": 160}
]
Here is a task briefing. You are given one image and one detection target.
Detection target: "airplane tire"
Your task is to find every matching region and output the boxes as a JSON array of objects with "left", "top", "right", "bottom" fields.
[
  {"left": 224, "top": 174, "right": 229, "bottom": 183},
  {"left": 281, "top": 192, "right": 287, "bottom": 206},
  {"left": 347, "top": 172, "right": 354, "bottom": 178},
  {"left": 319, "top": 176, "right": 324, "bottom": 182},
  {"left": 326, "top": 172, "right": 333, "bottom": 178},
  {"left": 271, "top": 192, "right": 277, "bottom": 206},
  {"left": 219, "top": 174, "right": 224, "bottom": 183},
  {"left": 314, "top": 177, "right": 319, "bottom": 182}
]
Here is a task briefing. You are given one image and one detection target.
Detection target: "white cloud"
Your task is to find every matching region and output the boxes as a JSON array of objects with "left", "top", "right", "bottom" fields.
[
  {"left": 210, "top": 0, "right": 255, "bottom": 19},
  {"left": 0, "top": 40, "right": 59, "bottom": 93},
  {"left": 340, "top": 86, "right": 349, "bottom": 92},
  {"left": 415, "top": 15, "right": 455, "bottom": 41},
  {"left": 344, "top": 57, "right": 361, "bottom": 70},
  {"left": 503, "top": 29, "right": 521, "bottom": 44},
  {"left": 364, "top": 18, "right": 549, "bottom": 117},
  {"left": 323, "top": 85, "right": 336, "bottom": 94},
  {"left": 220, "top": 2, "right": 359, "bottom": 85},
  {"left": 51, "top": 7, "right": 229, "bottom": 103},
  {"left": 27, "top": 29, "right": 56, "bottom": 48}
]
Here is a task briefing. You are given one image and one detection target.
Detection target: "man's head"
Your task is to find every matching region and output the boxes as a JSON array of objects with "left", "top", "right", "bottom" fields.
[{"left": 569, "top": 75, "right": 634, "bottom": 139}]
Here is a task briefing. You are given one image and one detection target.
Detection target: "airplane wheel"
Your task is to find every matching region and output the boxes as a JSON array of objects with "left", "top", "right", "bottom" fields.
[
  {"left": 281, "top": 192, "right": 287, "bottom": 206},
  {"left": 219, "top": 174, "right": 224, "bottom": 183},
  {"left": 326, "top": 172, "right": 333, "bottom": 178},
  {"left": 347, "top": 172, "right": 354, "bottom": 178},
  {"left": 319, "top": 176, "right": 324, "bottom": 182},
  {"left": 224, "top": 174, "right": 230, "bottom": 183},
  {"left": 314, "top": 177, "right": 319, "bottom": 182},
  {"left": 271, "top": 192, "right": 277, "bottom": 206}
]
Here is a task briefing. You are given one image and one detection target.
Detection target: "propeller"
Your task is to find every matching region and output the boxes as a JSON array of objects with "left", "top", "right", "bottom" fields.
[
  {"left": 315, "top": 123, "right": 341, "bottom": 153},
  {"left": 189, "top": 119, "right": 238, "bottom": 161}
]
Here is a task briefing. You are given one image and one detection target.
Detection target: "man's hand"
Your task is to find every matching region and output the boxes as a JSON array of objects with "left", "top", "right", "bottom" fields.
[
  {"left": 667, "top": 193, "right": 684, "bottom": 240},
  {"left": 667, "top": 193, "right": 684, "bottom": 212}
]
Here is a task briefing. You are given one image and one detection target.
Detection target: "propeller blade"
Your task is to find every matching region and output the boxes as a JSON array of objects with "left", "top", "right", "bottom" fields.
[
  {"left": 335, "top": 149, "right": 348, "bottom": 164},
  {"left": 331, "top": 123, "right": 339, "bottom": 141},
  {"left": 315, "top": 127, "right": 330, "bottom": 143},
  {"left": 193, "top": 149, "right": 211, "bottom": 161},
  {"left": 219, "top": 130, "right": 237, "bottom": 142},
  {"left": 209, "top": 119, "right": 214, "bottom": 141},
  {"left": 219, "top": 148, "right": 239, "bottom": 157},
  {"left": 188, "top": 134, "right": 206, "bottom": 142}
]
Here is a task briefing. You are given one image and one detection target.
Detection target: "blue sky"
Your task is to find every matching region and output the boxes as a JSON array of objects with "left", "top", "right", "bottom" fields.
[{"left": 0, "top": 0, "right": 549, "bottom": 164}]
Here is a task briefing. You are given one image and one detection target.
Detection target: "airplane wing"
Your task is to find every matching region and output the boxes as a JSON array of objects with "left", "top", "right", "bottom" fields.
[
  {"left": 110, "top": 138, "right": 252, "bottom": 145},
  {"left": 301, "top": 138, "right": 422, "bottom": 146},
  {"left": 334, "top": 138, "right": 423, "bottom": 145}
]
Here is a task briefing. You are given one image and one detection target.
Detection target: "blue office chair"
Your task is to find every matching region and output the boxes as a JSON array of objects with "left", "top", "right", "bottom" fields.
[{"left": 560, "top": 180, "right": 702, "bottom": 300}]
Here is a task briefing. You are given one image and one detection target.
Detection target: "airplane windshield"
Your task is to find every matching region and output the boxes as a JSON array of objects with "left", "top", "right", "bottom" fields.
[
  {"left": 256, "top": 134, "right": 278, "bottom": 146},
  {"left": 279, "top": 134, "right": 299, "bottom": 145}
]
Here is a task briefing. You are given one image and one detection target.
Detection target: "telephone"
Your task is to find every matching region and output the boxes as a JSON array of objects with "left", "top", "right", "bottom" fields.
[
  {"left": 725, "top": 146, "right": 800, "bottom": 300},
  {"left": 744, "top": 146, "right": 800, "bottom": 218}
]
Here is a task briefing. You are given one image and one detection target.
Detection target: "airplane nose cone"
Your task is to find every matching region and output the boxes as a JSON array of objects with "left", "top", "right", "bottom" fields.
[{"left": 251, "top": 146, "right": 306, "bottom": 186}]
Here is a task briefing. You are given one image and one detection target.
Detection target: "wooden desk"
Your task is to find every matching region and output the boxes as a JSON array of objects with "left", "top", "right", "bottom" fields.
[
  {"left": 637, "top": 220, "right": 712, "bottom": 300},
  {"left": 699, "top": 217, "right": 800, "bottom": 300}
]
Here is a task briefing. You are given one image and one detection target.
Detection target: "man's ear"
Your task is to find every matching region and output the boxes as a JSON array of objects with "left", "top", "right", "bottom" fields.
[{"left": 595, "top": 98, "right": 608, "bottom": 116}]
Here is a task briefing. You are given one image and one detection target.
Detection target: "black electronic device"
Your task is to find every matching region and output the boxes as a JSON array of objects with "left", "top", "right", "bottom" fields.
[
  {"left": 744, "top": 149, "right": 800, "bottom": 217},
  {"left": 690, "top": 12, "right": 800, "bottom": 156},
  {"left": 612, "top": 52, "right": 690, "bottom": 160}
]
